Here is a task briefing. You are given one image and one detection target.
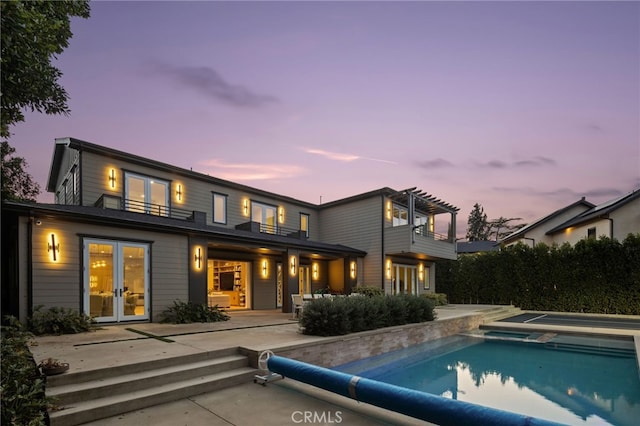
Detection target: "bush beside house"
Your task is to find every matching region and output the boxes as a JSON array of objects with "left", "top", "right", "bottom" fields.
[{"left": 300, "top": 294, "right": 436, "bottom": 336}]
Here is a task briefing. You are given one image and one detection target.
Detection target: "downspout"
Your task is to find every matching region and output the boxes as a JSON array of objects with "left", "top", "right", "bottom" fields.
[
  {"left": 27, "top": 213, "right": 34, "bottom": 318},
  {"left": 606, "top": 217, "right": 614, "bottom": 239},
  {"left": 381, "top": 194, "right": 385, "bottom": 289}
]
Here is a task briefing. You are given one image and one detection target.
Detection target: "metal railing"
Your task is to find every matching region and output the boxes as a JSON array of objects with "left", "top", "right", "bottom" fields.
[
  {"left": 258, "top": 223, "right": 308, "bottom": 239},
  {"left": 122, "top": 198, "right": 194, "bottom": 220},
  {"left": 413, "top": 224, "right": 453, "bottom": 242}
]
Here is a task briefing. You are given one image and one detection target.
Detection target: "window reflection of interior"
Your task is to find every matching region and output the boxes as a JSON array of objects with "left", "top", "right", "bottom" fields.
[
  {"left": 125, "top": 173, "right": 169, "bottom": 216},
  {"left": 252, "top": 202, "right": 277, "bottom": 234},
  {"left": 393, "top": 205, "right": 408, "bottom": 226}
]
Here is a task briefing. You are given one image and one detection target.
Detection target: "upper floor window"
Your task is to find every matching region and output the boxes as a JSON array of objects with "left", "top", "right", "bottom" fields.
[
  {"left": 392, "top": 205, "right": 408, "bottom": 226},
  {"left": 587, "top": 227, "right": 596, "bottom": 239},
  {"left": 71, "top": 165, "right": 79, "bottom": 205},
  {"left": 252, "top": 201, "right": 277, "bottom": 234},
  {"left": 213, "top": 193, "right": 227, "bottom": 224},
  {"left": 300, "top": 213, "right": 309, "bottom": 237},
  {"left": 124, "top": 172, "right": 169, "bottom": 216}
]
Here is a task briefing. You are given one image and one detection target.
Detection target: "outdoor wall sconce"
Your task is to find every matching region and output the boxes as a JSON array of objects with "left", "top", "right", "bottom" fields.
[
  {"left": 386, "top": 201, "right": 392, "bottom": 220},
  {"left": 108, "top": 169, "right": 116, "bottom": 189},
  {"left": 48, "top": 233, "right": 60, "bottom": 262},
  {"left": 386, "top": 259, "right": 392, "bottom": 279},
  {"left": 194, "top": 247, "right": 202, "bottom": 270},
  {"left": 262, "top": 260, "right": 268, "bottom": 278},
  {"left": 429, "top": 215, "right": 435, "bottom": 233},
  {"left": 312, "top": 263, "right": 318, "bottom": 280},
  {"left": 176, "top": 184, "right": 183, "bottom": 202},
  {"left": 418, "top": 263, "right": 424, "bottom": 281},
  {"left": 290, "top": 255, "right": 297, "bottom": 276},
  {"left": 278, "top": 206, "right": 285, "bottom": 224},
  {"left": 243, "top": 199, "right": 249, "bottom": 216},
  {"left": 350, "top": 261, "right": 357, "bottom": 280}
]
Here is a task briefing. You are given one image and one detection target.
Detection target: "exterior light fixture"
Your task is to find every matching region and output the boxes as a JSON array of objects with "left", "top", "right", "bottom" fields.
[
  {"left": 262, "top": 260, "right": 268, "bottom": 277},
  {"left": 312, "top": 263, "right": 318, "bottom": 280},
  {"left": 176, "top": 184, "right": 183, "bottom": 202},
  {"left": 243, "top": 199, "right": 249, "bottom": 216},
  {"left": 278, "top": 207, "right": 285, "bottom": 224},
  {"left": 194, "top": 247, "right": 202, "bottom": 269},
  {"left": 350, "top": 261, "right": 357, "bottom": 280},
  {"left": 418, "top": 263, "right": 424, "bottom": 281},
  {"left": 108, "top": 169, "right": 116, "bottom": 189},
  {"left": 386, "top": 259, "right": 392, "bottom": 279},
  {"left": 386, "top": 201, "right": 392, "bottom": 220},
  {"left": 48, "top": 233, "right": 60, "bottom": 262},
  {"left": 290, "top": 255, "right": 297, "bottom": 276}
]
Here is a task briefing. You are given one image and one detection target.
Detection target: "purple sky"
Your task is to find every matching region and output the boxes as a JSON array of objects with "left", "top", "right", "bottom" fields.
[{"left": 9, "top": 1, "right": 640, "bottom": 237}]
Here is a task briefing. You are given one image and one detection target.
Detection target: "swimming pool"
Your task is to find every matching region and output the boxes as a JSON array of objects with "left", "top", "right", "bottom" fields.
[{"left": 334, "top": 331, "right": 640, "bottom": 426}]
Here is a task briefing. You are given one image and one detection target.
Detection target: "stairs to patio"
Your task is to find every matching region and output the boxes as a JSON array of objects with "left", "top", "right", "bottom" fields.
[
  {"left": 480, "top": 305, "right": 522, "bottom": 323},
  {"left": 46, "top": 347, "right": 257, "bottom": 426}
]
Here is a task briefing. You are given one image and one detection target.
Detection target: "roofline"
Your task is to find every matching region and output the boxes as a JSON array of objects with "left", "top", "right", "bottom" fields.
[
  {"left": 500, "top": 197, "right": 595, "bottom": 244},
  {"left": 320, "top": 187, "right": 460, "bottom": 213},
  {"left": 545, "top": 188, "right": 640, "bottom": 235},
  {"left": 47, "top": 137, "right": 320, "bottom": 209},
  {"left": 2, "top": 201, "right": 367, "bottom": 257}
]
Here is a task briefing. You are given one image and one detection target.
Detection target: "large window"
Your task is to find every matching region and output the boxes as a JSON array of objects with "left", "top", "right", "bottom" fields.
[
  {"left": 393, "top": 205, "right": 408, "bottom": 226},
  {"left": 125, "top": 172, "right": 169, "bottom": 216},
  {"left": 213, "top": 193, "right": 227, "bottom": 224},
  {"left": 252, "top": 202, "right": 277, "bottom": 234},
  {"left": 300, "top": 213, "right": 309, "bottom": 237}
]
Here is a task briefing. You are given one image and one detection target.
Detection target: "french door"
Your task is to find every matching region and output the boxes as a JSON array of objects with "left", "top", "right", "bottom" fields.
[
  {"left": 392, "top": 264, "right": 418, "bottom": 295},
  {"left": 84, "top": 239, "right": 149, "bottom": 322}
]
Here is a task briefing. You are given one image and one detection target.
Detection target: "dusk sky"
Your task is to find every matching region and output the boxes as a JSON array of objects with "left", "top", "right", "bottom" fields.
[{"left": 9, "top": 0, "right": 640, "bottom": 237}]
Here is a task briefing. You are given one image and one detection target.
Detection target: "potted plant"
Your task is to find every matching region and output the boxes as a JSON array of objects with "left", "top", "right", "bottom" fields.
[{"left": 38, "top": 358, "right": 69, "bottom": 376}]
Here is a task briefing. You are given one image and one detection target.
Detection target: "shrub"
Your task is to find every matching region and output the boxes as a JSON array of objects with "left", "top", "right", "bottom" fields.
[
  {"left": 421, "top": 293, "right": 448, "bottom": 306},
  {"left": 300, "top": 294, "right": 436, "bottom": 336},
  {"left": 351, "top": 286, "right": 385, "bottom": 297},
  {"left": 1, "top": 316, "right": 49, "bottom": 425},
  {"left": 160, "top": 300, "right": 230, "bottom": 324},
  {"left": 29, "top": 306, "right": 96, "bottom": 335}
]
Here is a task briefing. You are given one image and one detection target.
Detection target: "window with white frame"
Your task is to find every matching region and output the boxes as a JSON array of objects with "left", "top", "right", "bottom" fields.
[
  {"left": 252, "top": 201, "right": 277, "bottom": 234},
  {"left": 124, "top": 172, "right": 169, "bottom": 216},
  {"left": 212, "top": 193, "right": 227, "bottom": 224},
  {"left": 392, "top": 205, "right": 408, "bottom": 226}
]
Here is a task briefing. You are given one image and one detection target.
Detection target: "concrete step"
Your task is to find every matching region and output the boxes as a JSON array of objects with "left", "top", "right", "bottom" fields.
[
  {"left": 46, "top": 349, "right": 258, "bottom": 426},
  {"left": 48, "top": 354, "right": 249, "bottom": 406}
]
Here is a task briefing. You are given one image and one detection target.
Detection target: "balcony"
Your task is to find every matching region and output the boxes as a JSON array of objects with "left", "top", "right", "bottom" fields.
[
  {"left": 235, "top": 221, "right": 308, "bottom": 240},
  {"left": 95, "top": 195, "right": 195, "bottom": 221},
  {"left": 385, "top": 224, "right": 456, "bottom": 260}
]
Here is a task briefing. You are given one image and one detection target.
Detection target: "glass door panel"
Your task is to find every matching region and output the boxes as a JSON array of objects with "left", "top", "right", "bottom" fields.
[
  {"left": 88, "top": 242, "right": 115, "bottom": 319},
  {"left": 299, "top": 266, "right": 311, "bottom": 295},
  {"left": 122, "top": 245, "right": 146, "bottom": 317},
  {"left": 149, "top": 180, "right": 168, "bottom": 216},
  {"left": 126, "top": 176, "right": 146, "bottom": 213}
]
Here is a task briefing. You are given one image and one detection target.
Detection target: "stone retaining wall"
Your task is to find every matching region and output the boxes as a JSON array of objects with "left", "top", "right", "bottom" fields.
[{"left": 265, "top": 313, "right": 485, "bottom": 368}]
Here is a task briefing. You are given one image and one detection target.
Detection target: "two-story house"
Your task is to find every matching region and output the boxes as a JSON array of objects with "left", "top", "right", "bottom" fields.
[
  {"left": 1, "top": 137, "right": 458, "bottom": 323},
  {"left": 501, "top": 189, "right": 639, "bottom": 247}
]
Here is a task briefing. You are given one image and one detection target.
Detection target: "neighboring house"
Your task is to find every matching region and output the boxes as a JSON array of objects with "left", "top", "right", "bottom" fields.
[
  {"left": 1, "top": 137, "right": 459, "bottom": 323},
  {"left": 456, "top": 241, "right": 500, "bottom": 255},
  {"left": 501, "top": 189, "right": 639, "bottom": 247}
]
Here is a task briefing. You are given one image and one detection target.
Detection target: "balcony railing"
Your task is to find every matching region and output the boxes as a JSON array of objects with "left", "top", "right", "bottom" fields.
[
  {"left": 413, "top": 224, "right": 452, "bottom": 242},
  {"left": 235, "top": 221, "right": 308, "bottom": 240},
  {"left": 123, "top": 198, "right": 194, "bottom": 220}
]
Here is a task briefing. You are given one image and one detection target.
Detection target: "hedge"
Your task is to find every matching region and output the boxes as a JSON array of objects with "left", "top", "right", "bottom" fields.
[
  {"left": 299, "top": 294, "right": 436, "bottom": 336},
  {"left": 436, "top": 234, "right": 640, "bottom": 315}
]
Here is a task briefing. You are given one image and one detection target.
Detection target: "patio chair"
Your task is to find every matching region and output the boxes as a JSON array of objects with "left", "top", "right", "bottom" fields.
[{"left": 291, "top": 294, "right": 305, "bottom": 319}]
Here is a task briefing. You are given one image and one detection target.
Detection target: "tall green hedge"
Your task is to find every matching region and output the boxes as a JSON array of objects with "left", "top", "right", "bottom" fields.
[{"left": 436, "top": 234, "right": 640, "bottom": 315}]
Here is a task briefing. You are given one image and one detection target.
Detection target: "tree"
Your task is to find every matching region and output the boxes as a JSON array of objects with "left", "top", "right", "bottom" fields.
[
  {"left": 486, "top": 217, "right": 527, "bottom": 241},
  {"left": 1, "top": 1, "right": 90, "bottom": 201},
  {"left": 466, "top": 203, "right": 489, "bottom": 241},
  {"left": 1, "top": 142, "right": 40, "bottom": 201},
  {"left": 1, "top": 0, "right": 91, "bottom": 138}
]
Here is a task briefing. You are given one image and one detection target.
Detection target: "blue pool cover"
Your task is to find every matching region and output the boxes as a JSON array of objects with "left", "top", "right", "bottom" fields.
[{"left": 268, "top": 355, "right": 565, "bottom": 426}]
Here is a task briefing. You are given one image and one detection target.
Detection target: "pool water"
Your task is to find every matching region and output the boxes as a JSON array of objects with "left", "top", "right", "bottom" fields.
[{"left": 335, "top": 333, "right": 640, "bottom": 425}]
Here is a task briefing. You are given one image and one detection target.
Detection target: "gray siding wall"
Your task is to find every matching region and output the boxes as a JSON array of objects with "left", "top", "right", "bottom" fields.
[
  {"left": 252, "top": 260, "right": 276, "bottom": 309},
  {"left": 612, "top": 199, "right": 640, "bottom": 241},
  {"left": 30, "top": 218, "right": 188, "bottom": 322},
  {"left": 79, "top": 151, "right": 320, "bottom": 234},
  {"left": 318, "top": 195, "right": 384, "bottom": 287}
]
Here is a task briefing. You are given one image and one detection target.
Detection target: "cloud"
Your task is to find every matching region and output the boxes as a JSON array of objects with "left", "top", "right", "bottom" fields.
[
  {"left": 148, "top": 61, "right": 278, "bottom": 108},
  {"left": 415, "top": 158, "right": 454, "bottom": 169},
  {"left": 304, "top": 148, "right": 397, "bottom": 164},
  {"left": 493, "top": 186, "right": 624, "bottom": 200},
  {"left": 585, "top": 122, "right": 605, "bottom": 133},
  {"left": 479, "top": 157, "right": 556, "bottom": 169},
  {"left": 199, "top": 159, "right": 303, "bottom": 181}
]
